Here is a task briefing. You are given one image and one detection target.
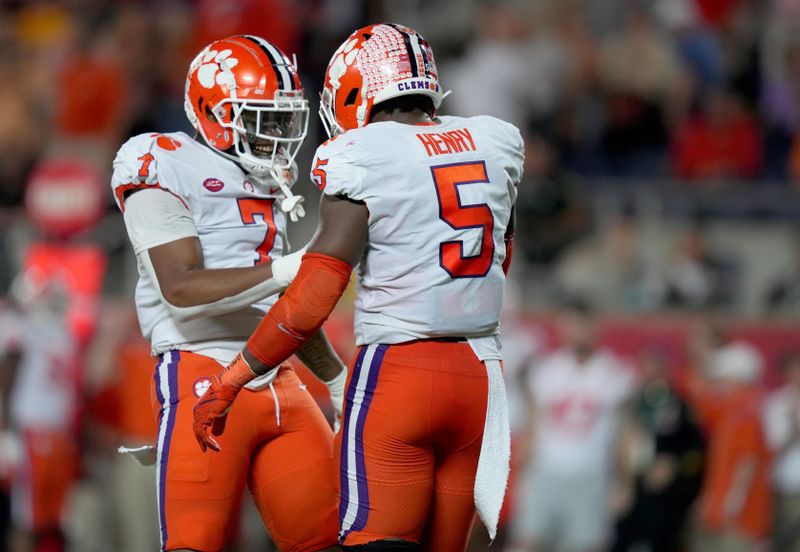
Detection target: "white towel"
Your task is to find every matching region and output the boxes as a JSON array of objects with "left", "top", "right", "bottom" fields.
[
  {"left": 117, "top": 444, "right": 157, "bottom": 466},
  {"left": 473, "top": 359, "right": 511, "bottom": 540}
]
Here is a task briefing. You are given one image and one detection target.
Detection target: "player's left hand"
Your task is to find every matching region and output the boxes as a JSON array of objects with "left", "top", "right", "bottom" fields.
[{"left": 192, "top": 377, "right": 240, "bottom": 452}]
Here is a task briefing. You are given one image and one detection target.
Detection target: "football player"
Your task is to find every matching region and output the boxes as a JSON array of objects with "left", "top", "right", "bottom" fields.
[
  {"left": 111, "top": 36, "right": 343, "bottom": 552},
  {"left": 1, "top": 271, "right": 79, "bottom": 552},
  {"left": 194, "top": 24, "right": 524, "bottom": 551}
]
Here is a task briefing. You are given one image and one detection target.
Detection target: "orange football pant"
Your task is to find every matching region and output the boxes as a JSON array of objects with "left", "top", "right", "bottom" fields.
[
  {"left": 335, "top": 340, "right": 488, "bottom": 550},
  {"left": 152, "top": 351, "right": 338, "bottom": 552},
  {"left": 12, "top": 429, "right": 79, "bottom": 532}
]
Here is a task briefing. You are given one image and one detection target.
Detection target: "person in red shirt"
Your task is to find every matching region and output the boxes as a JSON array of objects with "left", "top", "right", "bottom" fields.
[{"left": 672, "top": 87, "right": 762, "bottom": 180}]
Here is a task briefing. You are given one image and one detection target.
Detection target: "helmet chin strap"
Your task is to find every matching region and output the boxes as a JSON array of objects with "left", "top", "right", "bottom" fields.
[
  {"left": 245, "top": 157, "right": 306, "bottom": 223},
  {"left": 233, "top": 130, "right": 305, "bottom": 222},
  {"left": 215, "top": 57, "right": 306, "bottom": 221},
  {"left": 269, "top": 164, "right": 305, "bottom": 222}
]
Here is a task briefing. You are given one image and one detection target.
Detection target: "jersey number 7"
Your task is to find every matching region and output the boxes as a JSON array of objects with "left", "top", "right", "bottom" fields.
[
  {"left": 431, "top": 161, "right": 494, "bottom": 278},
  {"left": 237, "top": 198, "right": 277, "bottom": 265}
]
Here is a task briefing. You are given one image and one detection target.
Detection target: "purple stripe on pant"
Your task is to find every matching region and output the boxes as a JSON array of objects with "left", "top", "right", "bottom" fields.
[
  {"left": 339, "top": 344, "right": 389, "bottom": 542},
  {"left": 156, "top": 351, "right": 180, "bottom": 551},
  {"left": 339, "top": 345, "right": 369, "bottom": 536}
]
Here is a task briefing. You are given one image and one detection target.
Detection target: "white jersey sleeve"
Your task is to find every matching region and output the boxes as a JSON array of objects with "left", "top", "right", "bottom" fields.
[
  {"left": 500, "top": 119, "right": 525, "bottom": 185},
  {"left": 123, "top": 188, "right": 198, "bottom": 254},
  {"left": 311, "top": 137, "right": 366, "bottom": 200},
  {"left": 111, "top": 133, "right": 188, "bottom": 212}
]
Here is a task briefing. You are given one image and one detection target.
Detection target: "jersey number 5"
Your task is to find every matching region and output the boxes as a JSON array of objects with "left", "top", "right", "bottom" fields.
[
  {"left": 431, "top": 161, "right": 494, "bottom": 278},
  {"left": 237, "top": 198, "right": 277, "bottom": 265}
]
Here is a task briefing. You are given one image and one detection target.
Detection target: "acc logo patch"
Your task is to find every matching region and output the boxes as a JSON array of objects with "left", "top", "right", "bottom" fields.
[
  {"left": 243, "top": 180, "right": 255, "bottom": 193},
  {"left": 203, "top": 178, "right": 224, "bottom": 192},
  {"left": 193, "top": 377, "right": 212, "bottom": 398}
]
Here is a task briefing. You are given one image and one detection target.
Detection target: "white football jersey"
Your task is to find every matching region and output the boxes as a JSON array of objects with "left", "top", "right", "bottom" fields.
[
  {"left": 529, "top": 348, "right": 636, "bottom": 476},
  {"left": 111, "top": 132, "right": 287, "bottom": 361},
  {"left": 310, "top": 116, "right": 523, "bottom": 358},
  {"left": 0, "top": 310, "right": 79, "bottom": 431}
]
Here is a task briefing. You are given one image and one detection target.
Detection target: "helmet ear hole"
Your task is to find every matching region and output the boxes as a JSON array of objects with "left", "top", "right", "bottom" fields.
[{"left": 344, "top": 88, "right": 360, "bottom": 106}]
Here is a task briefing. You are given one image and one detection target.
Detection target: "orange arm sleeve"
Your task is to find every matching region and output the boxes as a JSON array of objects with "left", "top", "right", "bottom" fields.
[{"left": 245, "top": 253, "right": 352, "bottom": 370}]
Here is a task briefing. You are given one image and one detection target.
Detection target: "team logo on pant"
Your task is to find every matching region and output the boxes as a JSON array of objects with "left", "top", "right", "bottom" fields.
[{"left": 193, "top": 377, "right": 213, "bottom": 398}]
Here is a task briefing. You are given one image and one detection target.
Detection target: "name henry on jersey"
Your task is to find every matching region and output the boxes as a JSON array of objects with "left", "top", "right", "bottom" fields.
[{"left": 416, "top": 128, "right": 476, "bottom": 157}]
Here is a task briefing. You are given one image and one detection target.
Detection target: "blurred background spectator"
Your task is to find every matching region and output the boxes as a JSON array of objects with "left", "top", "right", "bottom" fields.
[
  {"left": 1, "top": 270, "right": 80, "bottom": 552},
  {"left": 507, "top": 304, "right": 637, "bottom": 552},
  {"left": 684, "top": 331, "right": 772, "bottom": 551},
  {"left": 764, "top": 245, "right": 800, "bottom": 315},
  {"left": 0, "top": 0, "right": 798, "bottom": 550},
  {"left": 672, "top": 86, "right": 762, "bottom": 181},
  {"left": 650, "top": 223, "right": 739, "bottom": 311},
  {"left": 611, "top": 349, "right": 705, "bottom": 552}
]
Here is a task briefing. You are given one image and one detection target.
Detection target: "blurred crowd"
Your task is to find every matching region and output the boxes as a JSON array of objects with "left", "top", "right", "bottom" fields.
[
  {"left": 442, "top": 0, "right": 800, "bottom": 183},
  {"left": 0, "top": 0, "right": 798, "bottom": 551},
  {"left": 2, "top": 0, "right": 800, "bottom": 189},
  {"left": 0, "top": 0, "right": 798, "bottom": 315},
  {"left": 498, "top": 303, "right": 799, "bottom": 552}
]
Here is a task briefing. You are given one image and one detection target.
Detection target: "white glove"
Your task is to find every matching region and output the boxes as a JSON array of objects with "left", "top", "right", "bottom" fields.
[
  {"left": 271, "top": 247, "right": 306, "bottom": 287},
  {"left": 280, "top": 194, "right": 305, "bottom": 222},
  {"left": 325, "top": 368, "right": 347, "bottom": 433}
]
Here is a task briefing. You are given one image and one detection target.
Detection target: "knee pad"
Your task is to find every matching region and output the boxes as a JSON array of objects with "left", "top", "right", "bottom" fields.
[{"left": 342, "top": 539, "right": 421, "bottom": 552}]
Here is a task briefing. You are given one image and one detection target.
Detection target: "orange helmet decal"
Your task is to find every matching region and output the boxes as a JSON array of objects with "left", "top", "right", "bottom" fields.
[{"left": 320, "top": 24, "right": 443, "bottom": 137}]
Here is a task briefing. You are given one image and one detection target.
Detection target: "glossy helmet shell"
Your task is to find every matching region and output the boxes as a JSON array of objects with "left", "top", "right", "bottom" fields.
[
  {"left": 319, "top": 24, "right": 443, "bottom": 137},
  {"left": 184, "top": 35, "right": 307, "bottom": 176}
]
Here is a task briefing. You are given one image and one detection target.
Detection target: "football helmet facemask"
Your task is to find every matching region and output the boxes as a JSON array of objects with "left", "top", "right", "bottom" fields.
[{"left": 184, "top": 35, "right": 309, "bottom": 182}]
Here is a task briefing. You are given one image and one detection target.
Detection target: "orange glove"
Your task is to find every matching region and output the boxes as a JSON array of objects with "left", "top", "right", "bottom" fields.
[{"left": 192, "top": 353, "right": 255, "bottom": 452}]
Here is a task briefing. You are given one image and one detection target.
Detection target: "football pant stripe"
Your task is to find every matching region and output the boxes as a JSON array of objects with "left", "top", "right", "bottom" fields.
[
  {"left": 339, "top": 344, "right": 388, "bottom": 541},
  {"left": 155, "top": 351, "right": 180, "bottom": 551},
  {"left": 339, "top": 345, "right": 370, "bottom": 538}
]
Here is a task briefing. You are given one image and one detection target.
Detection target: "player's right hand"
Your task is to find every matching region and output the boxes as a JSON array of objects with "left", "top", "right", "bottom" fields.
[
  {"left": 192, "top": 376, "right": 240, "bottom": 452},
  {"left": 193, "top": 353, "right": 257, "bottom": 452}
]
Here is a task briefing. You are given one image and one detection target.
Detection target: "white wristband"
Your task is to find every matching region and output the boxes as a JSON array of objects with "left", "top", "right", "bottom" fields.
[{"left": 271, "top": 248, "right": 306, "bottom": 287}]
